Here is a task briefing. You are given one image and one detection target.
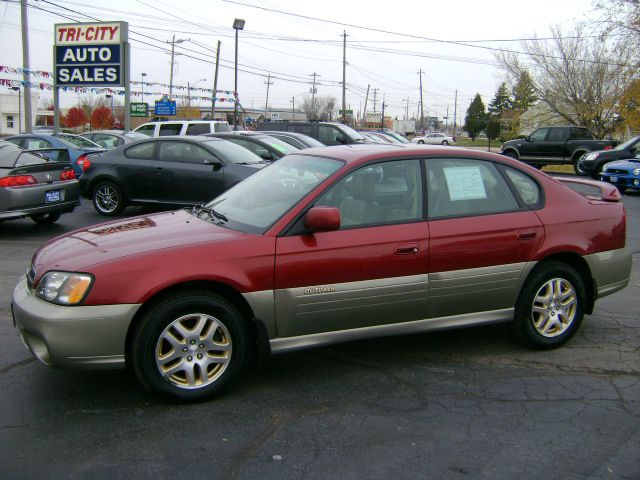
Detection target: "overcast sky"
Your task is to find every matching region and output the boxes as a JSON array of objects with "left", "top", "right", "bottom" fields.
[{"left": 0, "top": 0, "right": 596, "bottom": 122}]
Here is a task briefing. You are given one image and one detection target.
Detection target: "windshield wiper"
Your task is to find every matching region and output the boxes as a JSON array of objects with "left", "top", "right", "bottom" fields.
[{"left": 191, "top": 203, "right": 228, "bottom": 223}]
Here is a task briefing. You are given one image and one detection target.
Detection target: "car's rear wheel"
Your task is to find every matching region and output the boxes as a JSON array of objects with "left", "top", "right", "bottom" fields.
[
  {"left": 130, "top": 291, "right": 249, "bottom": 401},
  {"left": 92, "top": 181, "right": 124, "bottom": 216},
  {"left": 30, "top": 211, "right": 62, "bottom": 225},
  {"left": 514, "top": 261, "right": 585, "bottom": 349},
  {"left": 418, "top": 140, "right": 425, "bottom": 144},
  {"left": 503, "top": 151, "right": 518, "bottom": 159}
]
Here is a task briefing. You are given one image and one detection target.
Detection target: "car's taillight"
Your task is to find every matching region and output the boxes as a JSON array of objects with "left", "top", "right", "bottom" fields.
[
  {"left": 60, "top": 169, "right": 76, "bottom": 181},
  {"left": 604, "top": 145, "right": 613, "bottom": 150},
  {"left": 0, "top": 175, "right": 38, "bottom": 187},
  {"left": 75, "top": 154, "right": 91, "bottom": 173}
]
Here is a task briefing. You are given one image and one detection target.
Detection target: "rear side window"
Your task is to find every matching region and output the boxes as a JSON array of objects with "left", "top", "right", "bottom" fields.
[
  {"left": 504, "top": 167, "right": 542, "bottom": 207},
  {"left": 125, "top": 142, "right": 155, "bottom": 159},
  {"left": 570, "top": 128, "right": 594, "bottom": 140},
  {"left": 159, "top": 123, "right": 182, "bottom": 136},
  {"left": 135, "top": 124, "right": 156, "bottom": 137},
  {"left": 186, "top": 123, "right": 211, "bottom": 135},
  {"left": 426, "top": 158, "right": 519, "bottom": 219},
  {"left": 547, "top": 128, "right": 564, "bottom": 142}
]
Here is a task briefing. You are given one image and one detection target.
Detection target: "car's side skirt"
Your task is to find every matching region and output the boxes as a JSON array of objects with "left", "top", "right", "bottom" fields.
[{"left": 269, "top": 308, "right": 514, "bottom": 354}]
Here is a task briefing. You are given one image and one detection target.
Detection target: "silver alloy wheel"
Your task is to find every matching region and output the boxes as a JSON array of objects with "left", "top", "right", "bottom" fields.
[
  {"left": 155, "top": 313, "right": 232, "bottom": 389},
  {"left": 531, "top": 278, "right": 578, "bottom": 337},
  {"left": 94, "top": 184, "right": 120, "bottom": 214}
]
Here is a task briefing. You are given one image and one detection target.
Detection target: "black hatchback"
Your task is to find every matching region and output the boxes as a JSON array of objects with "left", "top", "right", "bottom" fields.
[{"left": 79, "top": 136, "right": 265, "bottom": 216}]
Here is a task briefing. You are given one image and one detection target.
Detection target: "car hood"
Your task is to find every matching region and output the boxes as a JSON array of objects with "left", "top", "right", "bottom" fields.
[
  {"left": 32, "top": 209, "right": 245, "bottom": 275},
  {"left": 603, "top": 159, "right": 640, "bottom": 169}
]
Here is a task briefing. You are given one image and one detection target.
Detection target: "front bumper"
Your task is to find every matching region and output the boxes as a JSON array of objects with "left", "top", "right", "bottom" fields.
[
  {"left": 600, "top": 173, "right": 640, "bottom": 191},
  {"left": 12, "top": 277, "right": 141, "bottom": 370}
]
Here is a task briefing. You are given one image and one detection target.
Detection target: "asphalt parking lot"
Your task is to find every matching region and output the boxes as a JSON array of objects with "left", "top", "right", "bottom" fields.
[{"left": 1, "top": 192, "right": 639, "bottom": 480}]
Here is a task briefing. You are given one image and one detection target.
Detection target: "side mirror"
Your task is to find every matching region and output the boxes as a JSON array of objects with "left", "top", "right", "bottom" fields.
[
  {"left": 204, "top": 158, "right": 223, "bottom": 171},
  {"left": 525, "top": 135, "right": 531, "bottom": 142},
  {"left": 304, "top": 206, "right": 340, "bottom": 233}
]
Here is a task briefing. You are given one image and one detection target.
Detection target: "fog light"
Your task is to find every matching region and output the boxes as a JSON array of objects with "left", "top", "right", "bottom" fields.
[{"left": 633, "top": 179, "right": 639, "bottom": 186}]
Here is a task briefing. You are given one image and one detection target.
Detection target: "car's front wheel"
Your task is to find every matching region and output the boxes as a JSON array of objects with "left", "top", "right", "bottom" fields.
[
  {"left": 92, "top": 181, "right": 124, "bottom": 216},
  {"left": 513, "top": 261, "right": 585, "bottom": 349},
  {"left": 130, "top": 291, "right": 249, "bottom": 401},
  {"left": 573, "top": 154, "right": 588, "bottom": 176},
  {"left": 418, "top": 140, "right": 425, "bottom": 144},
  {"left": 442, "top": 140, "right": 449, "bottom": 145},
  {"left": 30, "top": 211, "right": 62, "bottom": 225}
]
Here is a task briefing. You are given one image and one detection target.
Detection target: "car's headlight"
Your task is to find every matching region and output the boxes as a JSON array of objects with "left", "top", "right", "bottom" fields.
[
  {"left": 602, "top": 165, "right": 608, "bottom": 172},
  {"left": 35, "top": 271, "right": 93, "bottom": 305},
  {"left": 584, "top": 152, "right": 598, "bottom": 160},
  {"left": 633, "top": 168, "right": 640, "bottom": 176}
]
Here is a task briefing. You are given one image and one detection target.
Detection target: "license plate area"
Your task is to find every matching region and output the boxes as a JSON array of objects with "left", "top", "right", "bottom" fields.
[
  {"left": 609, "top": 176, "right": 618, "bottom": 183},
  {"left": 45, "top": 190, "right": 62, "bottom": 203}
]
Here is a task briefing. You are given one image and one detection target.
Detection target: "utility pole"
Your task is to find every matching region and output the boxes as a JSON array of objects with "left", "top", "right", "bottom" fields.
[
  {"left": 211, "top": 40, "right": 221, "bottom": 119},
  {"left": 372, "top": 88, "right": 379, "bottom": 113},
  {"left": 380, "top": 94, "right": 386, "bottom": 129},
  {"left": 362, "top": 84, "right": 370, "bottom": 128},
  {"left": 167, "top": 35, "right": 188, "bottom": 98},
  {"left": 263, "top": 73, "right": 273, "bottom": 119},
  {"left": 309, "top": 72, "right": 320, "bottom": 118},
  {"left": 445, "top": 105, "right": 449, "bottom": 131},
  {"left": 453, "top": 89, "right": 458, "bottom": 138},
  {"left": 418, "top": 69, "right": 425, "bottom": 134},
  {"left": 405, "top": 97, "right": 410, "bottom": 120},
  {"left": 290, "top": 96, "right": 295, "bottom": 118},
  {"left": 341, "top": 30, "right": 347, "bottom": 124},
  {"left": 21, "top": 0, "right": 32, "bottom": 133}
]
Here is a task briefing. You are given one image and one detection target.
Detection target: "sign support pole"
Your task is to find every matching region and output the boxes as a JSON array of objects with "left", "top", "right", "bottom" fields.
[{"left": 124, "top": 41, "right": 131, "bottom": 132}]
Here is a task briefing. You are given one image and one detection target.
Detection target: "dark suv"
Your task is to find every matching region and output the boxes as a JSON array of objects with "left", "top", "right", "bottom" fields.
[{"left": 256, "top": 121, "right": 368, "bottom": 146}]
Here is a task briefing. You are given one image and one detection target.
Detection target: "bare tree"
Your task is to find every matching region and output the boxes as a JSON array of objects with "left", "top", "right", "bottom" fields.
[
  {"left": 301, "top": 94, "right": 338, "bottom": 121},
  {"left": 496, "top": 23, "right": 635, "bottom": 138}
]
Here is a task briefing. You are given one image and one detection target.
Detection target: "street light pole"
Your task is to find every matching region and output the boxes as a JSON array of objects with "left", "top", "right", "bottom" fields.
[
  {"left": 105, "top": 94, "right": 113, "bottom": 127},
  {"left": 141, "top": 72, "right": 146, "bottom": 99},
  {"left": 290, "top": 96, "right": 295, "bottom": 118},
  {"left": 232, "top": 18, "right": 245, "bottom": 131},
  {"left": 10, "top": 86, "right": 21, "bottom": 133}
]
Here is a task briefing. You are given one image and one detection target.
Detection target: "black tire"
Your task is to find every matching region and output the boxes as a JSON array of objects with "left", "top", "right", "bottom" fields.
[
  {"left": 442, "top": 140, "right": 449, "bottom": 145},
  {"left": 130, "top": 290, "right": 249, "bottom": 401},
  {"left": 92, "top": 181, "right": 124, "bottom": 216},
  {"left": 418, "top": 140, "right": 425, "bottom": 144},
  {"left": 573, "top": 153, "right": 588, "bottom": 176},
  {"left": 30, "top": 211, "right": 62, "bottom": 225},
  {"left": 503, "top": 151, "right": 518, "bottom": 159},
  {"left": 513, "top": 261, "right": 586, "bottom": 349}
]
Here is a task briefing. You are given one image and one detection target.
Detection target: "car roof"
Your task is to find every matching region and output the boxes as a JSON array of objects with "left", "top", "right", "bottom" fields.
[
  {"left": 134, "top": 135, "right": 223, "bottom": 143},
  {"left": 293, "top": 143, "right": 510, "bottom": 167}
]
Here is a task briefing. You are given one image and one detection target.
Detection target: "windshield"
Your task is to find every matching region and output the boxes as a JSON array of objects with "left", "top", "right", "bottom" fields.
[
  {"left": 202, "top": 139, "right": 263, "bottom": 164},
  {"left": 56, "top": 134, "right": 101, "bottom": 149},
  {"left": 614, "top": 135, "right": 640, "bottom": 151},
  {"left": 336, "top": 124, "right": 366, "bottom": 142},
  {"left": 204, "top": 154, "right": 343, "bottom": 233},
  {"left": 259, "top": 136, "right": 300, "bottom": 155}
]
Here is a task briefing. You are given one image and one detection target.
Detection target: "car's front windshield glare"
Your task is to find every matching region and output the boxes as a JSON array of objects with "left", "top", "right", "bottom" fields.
[
  {"left": 614, "top": 135, "right": 640, "bottom": 151},
  {"left": 338, "top": 124, "right": 366, "bottom": 141},
  {"left": 57, "top": 134, "right": 100, "bottom": 148},
  {"left": 205, "top": 155, "right": 343, "bottom": 233},
  {"left": 202, "top": 140, "right": 263, "bottom": 164}
]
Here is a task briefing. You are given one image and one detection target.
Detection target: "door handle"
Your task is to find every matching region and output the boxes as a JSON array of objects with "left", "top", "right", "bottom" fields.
[
  {"left": 395, "top": 243, "right": 419, "bottom": 255},
  {"left": 518, "top": 229, "right": 537, "bottom": 240}
]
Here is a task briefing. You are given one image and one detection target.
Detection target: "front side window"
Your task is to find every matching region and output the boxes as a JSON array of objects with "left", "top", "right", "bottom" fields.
[
  {"left": 135, "top": 124, "right": 156, "bottom": 137},
  {"left": 427, "top": 158, "right": 519, "bottom": 219},
  {"left": 205, "top": 155, "right": 343, "bottom": 233},
  {"left": 529, "top": 128, "right": 548, "bottom": 142},
  {"left": 315, "top": 159, "right": 423, "bottom": 227},
  {"left": 125, "top": 141, "right": 156, "bottom": 159}
]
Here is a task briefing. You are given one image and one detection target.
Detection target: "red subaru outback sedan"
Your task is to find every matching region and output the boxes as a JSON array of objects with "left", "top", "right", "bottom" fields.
[{"left": 12, "top": 145, "right": 631, "bottom": 401}]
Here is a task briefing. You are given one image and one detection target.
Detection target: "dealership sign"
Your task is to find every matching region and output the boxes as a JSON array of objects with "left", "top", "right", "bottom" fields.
[{"left": 54, "top": 22, "right": 128, "bottom": 87}]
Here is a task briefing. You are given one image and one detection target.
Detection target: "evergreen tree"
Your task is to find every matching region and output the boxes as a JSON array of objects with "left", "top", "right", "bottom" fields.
[
  {"left": 511, "top": 71, "right": 536, "bottom": 112},
  {"left": 464, "top": 93, "right": 486, "bottom": 141}
]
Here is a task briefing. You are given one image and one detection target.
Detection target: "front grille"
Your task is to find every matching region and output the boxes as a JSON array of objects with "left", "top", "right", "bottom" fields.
[
  {"left": 26, "top": 266, "right": 36, "bottom": 291},
  {"left": 606, "top": 168, "right": 629, "bottom": 175}
]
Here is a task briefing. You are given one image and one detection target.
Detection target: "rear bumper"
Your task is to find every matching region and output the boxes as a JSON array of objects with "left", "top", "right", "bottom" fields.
[
  {"left": 0, "top": 199, "right": 79, "bottom": 220},
  {"left": 0, "top": 181, "right": 80, "bottom": 220},
  {"left": 584, "top": 247, "right": 632, "bottom": 299},
  {"left": 12, "top": 277, "right": 141, "bottom": 370}
]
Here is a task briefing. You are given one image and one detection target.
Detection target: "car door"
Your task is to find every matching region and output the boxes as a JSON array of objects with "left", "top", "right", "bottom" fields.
[
  {"left": 273, "top": 158, "right": 429, "bottom": 337},
  {"left": 518, "top": 128, "right": 549, "bottom": 160},
  {"left": 425, "top": 157, "right": 544, "bottom": 318},
  {"left": 120, "top": 141, "right": 157, "bottom": 200},
  {"left": 152, "top": 140, "right": 226, "bottom": 204}
]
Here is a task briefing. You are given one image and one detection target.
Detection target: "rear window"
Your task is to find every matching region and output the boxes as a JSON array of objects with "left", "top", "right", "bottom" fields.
[
  {"left": 56, "top": 134, "right": 100, "bottom": 148},
  {"left": 0, "top": 150, "right": 47, "bottom": 168}
]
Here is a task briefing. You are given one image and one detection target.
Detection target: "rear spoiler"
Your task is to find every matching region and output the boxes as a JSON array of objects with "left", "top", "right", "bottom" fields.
[
  {"left": 553, "top": 176, "right": 622, "bottom": 202},
  {"left": 24, "top": 148, "right": 71, "bottom": 163}
]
